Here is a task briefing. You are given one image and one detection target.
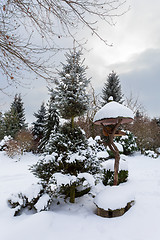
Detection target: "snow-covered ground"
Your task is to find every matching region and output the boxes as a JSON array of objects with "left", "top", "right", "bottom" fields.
[{"left": 1, "top": 151, "right": 160, "bottom": 240}]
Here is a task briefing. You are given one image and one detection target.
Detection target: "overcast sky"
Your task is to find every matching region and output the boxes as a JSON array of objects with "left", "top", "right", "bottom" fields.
[{"left": 1, "top": 0, "right": 160, "bottom": 124}]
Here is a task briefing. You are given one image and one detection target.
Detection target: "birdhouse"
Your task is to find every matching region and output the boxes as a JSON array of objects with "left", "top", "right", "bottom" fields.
[
  {"left": 93, "top": 101, "right": 134, "bottom": 127},
  {"left": 93, "top": 100, "right": 134, "bottom": 186}
]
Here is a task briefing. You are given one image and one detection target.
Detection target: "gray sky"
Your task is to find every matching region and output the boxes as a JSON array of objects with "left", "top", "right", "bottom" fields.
[{"left": 1, "top": 0, "right": 160, "bottom": 124}]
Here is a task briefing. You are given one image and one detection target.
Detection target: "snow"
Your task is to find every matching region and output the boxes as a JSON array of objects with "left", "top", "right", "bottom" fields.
[
  {"left": 115, "top": 142, "right": 123, "bottom": 152},
  {"left": 35, "top": 194, "right": 50, "bottom": 212},
  {"left": 93, "top": 101, "right": 134, "bottom": 122},
  {"left": 97, "top": 151, "right": 109, "bottom": 159},
  {"left": 78, "top": 173, "right": 95, "bottom": 186},
  {"left": 1, "top": 151, "right": 160, "bottom": 240},
  {"left": 94, "top": 185, "right": 135, "bottom": 210},
  {"left": 52, "top": 173, "right": 77, "bottom": 186},
  {"left": 101, "top": 158, "right": 128, "bottom": 171}
]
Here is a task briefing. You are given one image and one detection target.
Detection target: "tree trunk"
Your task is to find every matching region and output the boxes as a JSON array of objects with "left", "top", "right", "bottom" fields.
[
  {"left": 113, "top": 147, "right": 120, "bottom": 186},
  {"left": 71, "top": 116, "right": 74, "bottom": 129},
  {"left": 102, "top": 118, "right": 122, "bottom": 186},
  {"left": 70, "top": 183, "right": 76, "bottom": 203}
]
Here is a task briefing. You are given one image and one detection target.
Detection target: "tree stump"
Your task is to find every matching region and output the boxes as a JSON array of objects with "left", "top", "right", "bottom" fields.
[
  {"left": 94, "top": 186, "right": 135, "bottom": 218},
  {"left": 95, "top": 200, "right": 135, "bottom": 218}
]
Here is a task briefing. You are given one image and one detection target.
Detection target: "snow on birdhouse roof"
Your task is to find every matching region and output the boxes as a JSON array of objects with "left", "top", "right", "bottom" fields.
[{"left": 93, "top": 101, "right": 134, "bottom": 125}]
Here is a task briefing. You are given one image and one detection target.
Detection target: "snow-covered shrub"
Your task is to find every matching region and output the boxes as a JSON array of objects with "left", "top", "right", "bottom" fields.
[
  {"left": 144, "top": 150, "right": 158, "bottom": 159},
  {"left": 30, "top": 123, "right": 100, "bottom": 203},
  {"left": 115, "top": 131, "right": 138, "bottom": 155},
  {"left": 88, "top": 136, "right": 109, "bottom": 162},
  {"left": 101, "top": 159, "right": 128, "bottom": 186},
  {"left": 0, "top": 135, "right": 12, "bottom": 151},
  {"left": 8, "top": 183, "right": 52, "bottom": 216}
]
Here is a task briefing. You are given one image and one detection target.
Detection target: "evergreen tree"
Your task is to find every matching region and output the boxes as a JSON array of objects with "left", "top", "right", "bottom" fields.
[
  {"left": 38, "top": 92, "right": 59, "bottom": 152},
  {"left": 31, "top": 50, "right": 97, "bottom": 204},
  {"left": 101, "top": 71, "right": 123, "bottom": 105},
  {"left": 32, "top": 102, "right": 46, "bottom": 142},
  {"left": 54, "top": 50, "right": 90, "bottom": 128},
  {"left": 31, "top": 123, "right": 99, "bottom": 204},
  {"left": 0, "top": 112, "right": 5, "bottom": 140},
  {"left": 11, "top": 94, "right": 27, "bottom": 129},
  {"left": 3, "top": 94, "right": 27, "bottom": 138}
]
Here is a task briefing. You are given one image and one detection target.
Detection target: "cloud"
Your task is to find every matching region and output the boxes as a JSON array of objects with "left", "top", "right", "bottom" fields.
[{"left": 112, "top": 48, "right": 160, "bottom": 117}]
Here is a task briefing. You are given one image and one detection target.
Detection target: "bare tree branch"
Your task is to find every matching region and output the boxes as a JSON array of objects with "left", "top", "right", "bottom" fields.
[{"left": 0, "top": 0, "right": 129, "bottom": 88}]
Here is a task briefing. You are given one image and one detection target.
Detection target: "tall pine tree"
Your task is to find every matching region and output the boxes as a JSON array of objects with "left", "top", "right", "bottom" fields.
[
  {"left": 54, "top": 50, "right": 90, "bottom": 128},
  {"left": 101, "top": 71, "right": 123, "bottom": 105}
]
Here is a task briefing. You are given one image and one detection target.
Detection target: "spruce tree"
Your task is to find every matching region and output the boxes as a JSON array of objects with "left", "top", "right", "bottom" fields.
[
  {"left": 3, "top": 94, "right": 27, "bottom": 138},
  {"left": 32, "top": 102, "right": 46, "bottom": 142},
  {"left": 54, "top": 50, "right": 90, "bottom": 128},
  {"left": 0, "top": 112, "right": 5, "bottom": 140},
  {"left": 31, "top": 50, "right": 97, "bottom": 204},
  {"left": 38, "top": 92, "right": 59, "bottom": 152},
  {"left": 101, "top": 71, "right": 123, "bottom": 105},
  {"left": 10, "top": 94, "right": 27, "bottom": 129}
]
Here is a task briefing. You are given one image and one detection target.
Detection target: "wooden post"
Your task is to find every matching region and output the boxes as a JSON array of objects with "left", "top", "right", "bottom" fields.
[
  {"left": 70, "top": 183, "right": 76, "bottom": 203},
  {"left": 102, "top": 118, "right": 123, "bottom": 186}
]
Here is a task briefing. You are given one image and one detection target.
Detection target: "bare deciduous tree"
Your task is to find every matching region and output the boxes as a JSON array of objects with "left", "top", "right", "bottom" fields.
[{"left": 0, "top": 0, "right": 128, "bottom": 89}]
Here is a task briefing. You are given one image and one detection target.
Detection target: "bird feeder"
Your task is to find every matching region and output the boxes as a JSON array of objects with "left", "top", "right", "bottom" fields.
[{"left": 93, "top": 100, "right": 134, "bottom": 186}]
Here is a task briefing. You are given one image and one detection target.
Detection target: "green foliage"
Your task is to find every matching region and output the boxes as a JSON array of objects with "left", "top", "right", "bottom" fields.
[
  {"left": 0, "top": 112, "right": 5, "bottom": 140},
  {"left": 102, "top": 169, "right": 128, "bottom": 186},
  {"left": 54, "top": 50, "right": 90, "bottom": 120},
  {"left": 115, "top": 131, "right": 138, "bottom": 155},
  {"left": 30, "top": 124, "right": 99, "bottom": 203},
  {"left": 3, "top": 94, "right": 27, "bottom": 138},
  {"left": 101, "top": 71, "right": 123, "bottom": 105},
  {"left": 38, "top": 94, "right": 59, "bottom": 153},
  {"left": 32, "top": 102, "right": 46, "bottom": 142},
  {"left": 45, "top": 122, "right": 87, "bottom": 155},
  {"left": 8, "top": 183, "right": 52, "bottom": 216}
]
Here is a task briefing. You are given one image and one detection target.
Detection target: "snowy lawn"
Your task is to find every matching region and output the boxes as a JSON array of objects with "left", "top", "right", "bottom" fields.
[{"left": 1, "top": 151, "right": 160, "bottom": 240}]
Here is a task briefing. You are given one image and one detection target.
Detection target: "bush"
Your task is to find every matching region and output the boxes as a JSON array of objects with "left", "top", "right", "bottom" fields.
[
  {"left": 8, "top": 183, "right": 52, "bottom": 216},
  {"left": 115, "top": 131, "right": 138, "bottom": 155},
  {"left": 101, "top": 159, "right": 128, "bottom": 186},
  {"left": 30, "top": 123, "right": 99, "bottom": 203},
  {"left": 102, "top": 169, "right": 128, "bottom": 186},
  {"left": 5, "top": 139, "right": 21, "bottom": 158},
  {"left": 15, "top": 130, "right": 34, "bottom": 154}
]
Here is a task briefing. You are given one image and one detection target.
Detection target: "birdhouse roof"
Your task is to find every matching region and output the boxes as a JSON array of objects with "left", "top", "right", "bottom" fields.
[{"left": 93, "top": 101, "right": 134, "bottom": 126}]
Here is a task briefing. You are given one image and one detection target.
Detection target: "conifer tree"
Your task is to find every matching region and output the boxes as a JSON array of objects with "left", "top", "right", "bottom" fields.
[
  {"left": 54, "top": 50, "right": 90, "bottom": 128},
  {"left": 101, "top": 71, "right": 123, "bottom": 105},
  {"left": 0, "top": 112, "right": 5, "bottom": 140},
  {"left": 32, "top": 102, "right": 46, "bottom": 142},
  {"left": 3, "top": 94, "right": 27, "bottom": 138},
  {"left": 38, "top": 92, "right": 59, "bottom": 152},
  {"left": 11, "top": 94, "right": 27, "bottom": 129},
  {"left": 31, "top": 50, "right": 98, "bottom": 204}
]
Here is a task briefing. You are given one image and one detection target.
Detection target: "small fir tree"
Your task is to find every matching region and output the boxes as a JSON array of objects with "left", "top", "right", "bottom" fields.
[
  {"left": 101, "top": 71, "right": 123, "bottom": 105},
  {"left": 3, "top": 94, "right": 27, "bottom": 138},
  {"left": 31, "top": 123, "right": 99, "bottom": 204},
  {"left": 31, "top": 50, "right": 95, "bottom": 204},
  {"left": 54, "top": 50, "right": 90, "bottom": 128},
  {"left": 10, "top": 94, "right": 27, "bottom": 129},
  {"left": 38, "top": 92, "right": 59, "bottom": 152},
  {"left": 32, "top": 102, "right": 46, "bottom": 142}
]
